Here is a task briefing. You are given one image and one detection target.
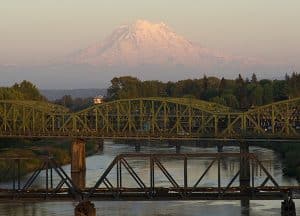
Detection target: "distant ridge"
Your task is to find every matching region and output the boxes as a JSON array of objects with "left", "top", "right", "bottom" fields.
[{"left": 41, "top": 88, "right": 106, "bottom": 101}]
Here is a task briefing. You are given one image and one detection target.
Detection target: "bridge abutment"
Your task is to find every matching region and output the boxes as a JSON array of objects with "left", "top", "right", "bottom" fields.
[{"left": 71, "top": 139, "right": 86, "bottom": 189}]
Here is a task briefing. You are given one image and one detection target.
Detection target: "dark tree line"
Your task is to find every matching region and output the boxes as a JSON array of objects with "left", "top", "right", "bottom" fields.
[
  {"left": 1, "top": 73, "right": 299, "bottom": 112},
  {"left": 0, "top": 80, "right": 45, "bottom": 101},
  {"left": 106, "top": 73, "right": 300, "bottom": 110},
  {"left": 54, "top": 95, "right": 93, "bottom": 111}
]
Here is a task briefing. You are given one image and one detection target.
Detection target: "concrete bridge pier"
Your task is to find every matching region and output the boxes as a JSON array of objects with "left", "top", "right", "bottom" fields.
[
  {"left": 75, "top": 201, "right": 96, "bottom": 216},
  {"left": 239, "top": 141, "right": 250, "bottom": 188},
  {"left": 97, "top": 139, "right": 104, "bottom": 152},
  {"left": 239, "top": 141, "right": 250, "bottom": 213},
  {"left": 71, "top": 139, "right": 86, "bottom": 189},
  {"left": 240, "top": 199, "right": 250, "bottom": 216},
  {"left": 217, "top": 142, "right": 224, "bottom": 152},
  {"left": 281, "top": 197, "right": 296, "bottom": 216},
  {"left": 134, "top": 142, "right": 141, "bottom": 152},
  {"left": 175, "top": 143, "right": 181, "bottom": 153}
]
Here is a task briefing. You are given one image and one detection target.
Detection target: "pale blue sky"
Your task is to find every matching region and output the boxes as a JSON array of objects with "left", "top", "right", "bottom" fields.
[{"left": 1, "top": 0, "right": 300, "bottom": 68}]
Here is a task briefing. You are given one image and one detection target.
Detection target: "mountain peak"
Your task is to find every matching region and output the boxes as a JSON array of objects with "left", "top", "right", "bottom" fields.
[
  {"left": 131, "top": 19, "right": 169, "bottom": 31},
  {"left": 67, "top": 20, "right": 228, "bottom": 67}
]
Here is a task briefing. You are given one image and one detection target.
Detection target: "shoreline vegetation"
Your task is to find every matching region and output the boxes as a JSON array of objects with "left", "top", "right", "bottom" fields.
[
  {"left": 0, "top": 138, "right": 98, "bottom": 182},
  {"left": 0, "top": 74, "right": 300, "bottom": 182}
]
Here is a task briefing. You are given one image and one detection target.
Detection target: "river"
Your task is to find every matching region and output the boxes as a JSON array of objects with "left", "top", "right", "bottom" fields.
[{"left": 0, "top": 141, "right": 299, "bottom": 216}]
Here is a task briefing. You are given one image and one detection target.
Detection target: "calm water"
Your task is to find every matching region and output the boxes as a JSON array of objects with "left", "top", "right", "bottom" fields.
[{"left": 0, "top": 141, "right": 299, "bottom": 216}]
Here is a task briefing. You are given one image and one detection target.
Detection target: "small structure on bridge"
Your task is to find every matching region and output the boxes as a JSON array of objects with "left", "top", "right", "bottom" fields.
[{"left": 93, "top": 95, "right": 103, "bottom": 104}]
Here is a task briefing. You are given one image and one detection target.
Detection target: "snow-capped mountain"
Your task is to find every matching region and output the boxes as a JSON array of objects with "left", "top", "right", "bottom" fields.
[
  {"left": 0, "top": 20, "right": 287, "bottom": 89},
  {"left": 66, "top": 20, "right": 239, "bottom": 68}
]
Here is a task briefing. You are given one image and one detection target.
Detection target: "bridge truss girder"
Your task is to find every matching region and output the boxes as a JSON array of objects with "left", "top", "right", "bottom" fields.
[{"left": 0, "top": 97, "right": 299, "bottom": 139}]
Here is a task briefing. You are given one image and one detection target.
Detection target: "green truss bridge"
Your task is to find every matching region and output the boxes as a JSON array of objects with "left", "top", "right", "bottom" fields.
[{"left": 0, "top": 97, "right": 299, "bottom": 140}]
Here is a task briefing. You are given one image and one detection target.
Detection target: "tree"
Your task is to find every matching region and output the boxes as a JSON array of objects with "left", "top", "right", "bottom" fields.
[
  {"left": 203, "top": 75, "right": 208, "bottom": 91},
  {"left": 251, "top": 73, "right": 258, "bottom": 84},
  {"left": 12, "top": 80, "right": 45, "bottom": 100},
  {"left": 223, "top": 94, "right": 239, "bottom": 109},
  {"left": 209, "top": 96, "right": 226, "bottom": 106},
  {"left": 273, "top": 80, "right": 289, "bottom": 101},
  {"left": 106, "top": 76, "right": 141, "bottom": 100},
  {"left": 218, "top": 77, "right": 226, "bottom": 96},
  {"left": 0, "top": 88, "right": 24, "bottom": 100},
  {"left": 235, "top": 74, "right": 248, "bottom": 109},
  {"left": 263, "top": 83, "right": 273, "bottom": 104},
  {"left": 251, "top": 85, "right": 263, "bottom": 106},
  {"left": 55, "top": 95, "right": 73, "bottom": 109}
]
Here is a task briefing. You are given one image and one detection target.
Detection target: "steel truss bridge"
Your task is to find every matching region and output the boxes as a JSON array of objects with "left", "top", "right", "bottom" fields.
[
  {"left": 0, "top": 97, "right": 299, "bottom": 140},
  {"left": 0, "top": 153, "right": 299, "bottom": 201}
]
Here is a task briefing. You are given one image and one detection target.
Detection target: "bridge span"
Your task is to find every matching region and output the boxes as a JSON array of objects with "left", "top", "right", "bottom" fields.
[
  {"left": 0, "top": 153, "right": 298, "bottom": 215},
  {"left": 0, "top": 97, "right": 299, "bottom": 140},
  {"left": 0, "top": 97, "right": 299, "bottom": 215}
]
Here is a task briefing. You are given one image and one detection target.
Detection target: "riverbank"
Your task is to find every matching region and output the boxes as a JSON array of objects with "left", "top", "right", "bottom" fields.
[
  {"left": 260, "top": 141, "right": 300, "bottom": 181},
  {"left": 0, "top": 138, "right": 98, "bottom": 182}
]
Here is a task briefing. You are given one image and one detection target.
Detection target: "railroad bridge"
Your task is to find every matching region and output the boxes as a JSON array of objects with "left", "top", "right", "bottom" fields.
[
  {"left": 0, "top": 153, "right": 299, "bottom": 215},
  {"left": 0, "top": 97, "right": 300, "bottom": 215}
]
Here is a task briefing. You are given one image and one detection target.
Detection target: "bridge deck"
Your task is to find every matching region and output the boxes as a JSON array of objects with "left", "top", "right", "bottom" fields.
[{"left": 0, "top": 187, "right": 299, "bottom": 201}]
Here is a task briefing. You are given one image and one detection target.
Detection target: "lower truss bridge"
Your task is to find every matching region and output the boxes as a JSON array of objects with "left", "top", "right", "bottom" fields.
[{"left": 0, "top": 153, "right": 299, "bottom": 215}]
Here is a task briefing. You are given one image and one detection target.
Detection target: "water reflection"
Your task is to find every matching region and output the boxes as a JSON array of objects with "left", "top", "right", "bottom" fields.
[{"left": 0, "top": 142, "right": 299, "bottom": 216}]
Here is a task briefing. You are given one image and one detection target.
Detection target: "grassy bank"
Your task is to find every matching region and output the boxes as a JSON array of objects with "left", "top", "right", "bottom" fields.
[
  {"left": 0, "top": 138, "right": 98, "bottom": 182},
  {"left": 255, "top": 141, "right": 300, "bottom": 181}
]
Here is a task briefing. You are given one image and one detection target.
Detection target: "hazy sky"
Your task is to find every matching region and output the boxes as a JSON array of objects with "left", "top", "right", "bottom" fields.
[{"left": 1, "top": 0, "right": 300, "bottom": 68}]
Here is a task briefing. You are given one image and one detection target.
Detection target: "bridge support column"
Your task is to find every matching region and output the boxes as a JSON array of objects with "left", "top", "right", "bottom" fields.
[
  {"left": 75, "top": 201, "right": 96, "bottom": 216},
  {"left": 71, "top": 139, "right": 86, "bottom": 172},
  {"left": 71, "top": 171, "right": 86, "bottom": 189},
  {"left": 97, "top": 139, "right": 104, "bottom": 152},
  {"left": 281, "top": 197, "right": 296, "bottom": 216},
  {"left": 239, "top": 141, "right": 250, "bottom": 215},
  {"left": 71, "top": 139, "right": 86, "bottom": 189},
  {"left": 135, "top": 142, "right": 141, "bottom": 152},
  {"left": 175, "top": 143, "right": 181, "bottom": 153},
  {"left": 240, "top": 141, "right": 250, "bottom": 188},
  {"left": 240, "top": 199, "right": 250, "bottom": 216},
  {"left": 217, "top": 142, "right": 223, "bottom": 152}
]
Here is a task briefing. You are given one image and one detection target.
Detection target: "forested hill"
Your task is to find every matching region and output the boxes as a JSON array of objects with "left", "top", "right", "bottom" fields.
[{"left": 106, "top": 73, "right": 300, "bottom": 110}]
